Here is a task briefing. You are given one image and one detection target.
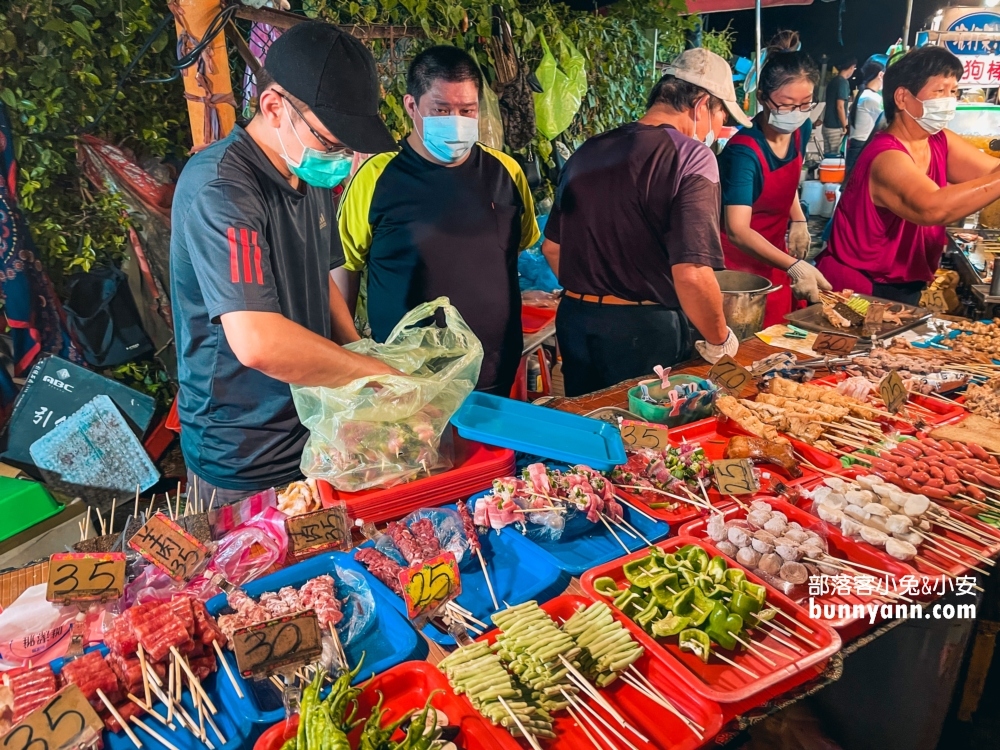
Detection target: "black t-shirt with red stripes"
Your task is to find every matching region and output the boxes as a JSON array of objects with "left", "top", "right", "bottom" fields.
[{"left": 170, "top": 125, "right": 344, "bottom": 491}]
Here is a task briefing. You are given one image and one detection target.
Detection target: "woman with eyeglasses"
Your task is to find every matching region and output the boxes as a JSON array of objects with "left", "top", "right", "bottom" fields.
[
  {"left": 819, "top": 46, "right": 1000, "bottom": 305},
  {"left": 718, "top": 33, "right": 831, "bottom": 327}
]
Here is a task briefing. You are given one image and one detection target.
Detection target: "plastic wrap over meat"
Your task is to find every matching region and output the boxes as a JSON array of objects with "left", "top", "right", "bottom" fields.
[
  {"left": 292, "top": 298, "right": 483, "bottom": 491},
  {"left": 399, "top": 508, "right": 470, "bottom": 564},
  {"left": 334, "top": 564, "right": 376, "bottom": 646}
]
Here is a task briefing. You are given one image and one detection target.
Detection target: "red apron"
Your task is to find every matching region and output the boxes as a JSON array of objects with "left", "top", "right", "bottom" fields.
[{"left": 720, "top": 130, "right": 802, "bottom": 328}]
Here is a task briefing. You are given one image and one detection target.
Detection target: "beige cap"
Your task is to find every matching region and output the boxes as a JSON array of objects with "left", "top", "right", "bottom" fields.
[{"left": 663, "top": 47, "right": 753, "bottom": 128}]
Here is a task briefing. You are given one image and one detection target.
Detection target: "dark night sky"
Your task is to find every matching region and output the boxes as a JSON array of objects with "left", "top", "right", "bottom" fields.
[{"left": 703, "top": 0, "right": 946, "bottom": 66}]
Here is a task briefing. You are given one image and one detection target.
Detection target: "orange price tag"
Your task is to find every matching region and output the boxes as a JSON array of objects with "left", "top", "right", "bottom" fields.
[
  {"left": 46, "top": 552, "right": 126, "bottom": 603},
  {"left": 398, "top": 552, "right": 461, "bottom": 621},
  {"left": 128, "top": 513, "right": 210, "bottom": 582}
]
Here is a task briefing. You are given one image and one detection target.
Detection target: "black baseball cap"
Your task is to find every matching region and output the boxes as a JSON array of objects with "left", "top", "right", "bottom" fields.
[{"left": 265, "top": 22, "right": 397, "bottom": 154}]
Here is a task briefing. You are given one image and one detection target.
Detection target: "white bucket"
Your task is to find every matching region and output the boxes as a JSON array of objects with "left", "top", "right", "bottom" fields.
[
  {"left": 820, "top": 183, "right": 841, "bottom": 218},
  {"left": 801, "top": 180, "right": 825, "bottom": 217}
]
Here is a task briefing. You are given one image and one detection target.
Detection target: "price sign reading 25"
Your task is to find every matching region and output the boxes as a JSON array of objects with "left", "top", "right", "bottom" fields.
[
  {"left": 398, "top": 552, "right": 461, "bottom": 620},
  {"left": 713, "top": 458, "right": 759, "bottom": 496}
]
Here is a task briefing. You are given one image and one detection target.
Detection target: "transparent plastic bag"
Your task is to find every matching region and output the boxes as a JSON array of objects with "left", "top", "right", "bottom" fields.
[
  {"left": 293, "top": 297, "right": 483, "bottom": 491},
  {"left": 334, "top": 564, "right": 376, "bottom": 645},
  {"left": 209, "top": 506, "right": 289, "bottom": 586},
  {"left": 479, "top": 81, "right": 505, "bottom": 151},
  {"left": 533, "top": 32, "right": 588, "bottom": 140},
  {"left": 401, "top": 507, "right": 470, "bottom": 564}
]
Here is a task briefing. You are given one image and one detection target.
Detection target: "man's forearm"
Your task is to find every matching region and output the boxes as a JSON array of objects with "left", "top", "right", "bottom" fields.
[
  {"left": 329, "top": 274, "right": 361, "bottom": 344},
  {"left": 541, "top": 239, "right": 560, "bottom": 277},
  {"left": 673, "top": 264, "right": 728, "bottom": 345},
  {"left": 837, "top": 100, "right": 848, "bottom": 129},
  {"left": 221, "top": 311, "right": 394, "bottom": 388}
]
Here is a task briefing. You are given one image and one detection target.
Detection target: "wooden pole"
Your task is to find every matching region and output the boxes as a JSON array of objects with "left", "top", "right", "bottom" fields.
[{"left": 170, "top": 0, "right": 236, "bottom": 151}]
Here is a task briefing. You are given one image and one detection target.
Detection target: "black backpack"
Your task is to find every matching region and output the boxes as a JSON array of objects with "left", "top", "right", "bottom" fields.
[{"left": 64, "top": 265, "right": 153, "bottom": 367}]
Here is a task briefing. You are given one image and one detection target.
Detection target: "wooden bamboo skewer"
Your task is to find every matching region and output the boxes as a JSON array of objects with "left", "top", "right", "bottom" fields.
[
  {"left": 147, "top": 494, "right": 156, "bottom": 519},
  {"left": 921, "top": 529, "right": 995, "bottom": 566},
  {"left": 166, "top": 657, "right": 175, "bottom": 723},
  {"left": 597, "top": 513, "right": 631, "bottom": 553},
  {"left": 561, "top": 689, "right": 639, "bottom": 750},
  {"left": 212, "top": 640, "right": 243, "bottom": 698},
  {"left": 559, "top": 657, "right": 649, "bottom": 741},
  {"left": 134, "top": 485, "right": 141, "bottom": 519},
  {"left": 802, "top": 557, "right": 912, "bottom": 603},
  {"left": 606, "top": 514, "right": 637, "bottom": 539},
  {"left": 138, "top": 645, "right": 151, "bottom": 709},
  {"left": 95, "top": 508, "right": 107, "bottom": 537},
  {"left": 203, "top": 704, "right": 227, "bottom": 745},
  {"left": 561, "top": 696, "right": 605, "bottom": 750},
  {"left": 913, "top": 532, "right": 990, "bottom": 575},
  {"left": 620, "top": 674, "right": 704, "bottom": 739},
  {"left": 497, "top": 696, "right": 543, "bottom": 750},
  {"left": 743, "top": 620, "right": 806, "bottom": 654},
  {"left": 712, "top": 650, "right": 761, "bottom": 679},
  {"left": 624, "top": 665, "right": 705, "bottom": 736},
  {"left": 616, "top": 516, "right": 653, "bottom": 545},
  {"left": 476, "top": 548, "right": 499, "bottom": 611},
  {"left": 109, "top": 498, "right": 117, "bottom": 535},
  {"left": 728, "top": 632, "right": 778, "bottom": 667},
  {"left": 126, "top": 694, "right": 175, "bottom": 731},
  {"left": 97, "top": 688, "right": 143, "bottom": 748},
  {"left": 131, "top": 716, "right": 181, "bottom": 750},
  {"left": 613, "top": 493, "right": 659, "bottom": 523},
  {"left": 208, "top": 489, "right": 217, "bottom": 513},
  {"left": 171, "top": 647, "right": 219, "bottom": 714}
]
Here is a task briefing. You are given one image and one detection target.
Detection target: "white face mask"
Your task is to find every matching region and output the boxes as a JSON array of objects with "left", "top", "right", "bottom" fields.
[
  {"left": 693, "top": 104, "right": 716, "bottom": 147},
  {"left": 906, "top": 96, "right": 957, "bottom": 135},
  {"left": 767, "top": 107, "right": 812, "bottom": 134}
]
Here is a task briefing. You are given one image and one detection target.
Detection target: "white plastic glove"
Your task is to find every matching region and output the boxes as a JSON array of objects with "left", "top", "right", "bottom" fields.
[
  {"left": 787, "top": 260, "right": 833, "bottom": 304},
  {"left": 788, "top": 221, "right": 812, "bottom": 260},
  {"left": 694, "top": 327, "right": 739, "bottom": 364}
]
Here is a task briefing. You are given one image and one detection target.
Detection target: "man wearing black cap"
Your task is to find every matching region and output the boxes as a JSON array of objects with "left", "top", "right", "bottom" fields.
[{"left": 170, "top": 22, "right": 399, "bottom": 502}]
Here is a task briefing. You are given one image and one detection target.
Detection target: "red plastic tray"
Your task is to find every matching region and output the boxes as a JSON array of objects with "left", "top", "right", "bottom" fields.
[
  {"left": 814, "top": 373, "right": 967, "bottom": 427},
  {"left": 614, "top": 418, "right": 834, "bottom": 526},
  {"left": 254, "top": 661, "right": 511, "bottom": 750},
  {"left": 830, "top": 468, "right": 1000, "bottom": 582},
  {"left": 318, "top": 434, "right": 515, "bottom": 524},
  {"left": 521, "top": 305, "right": 557, "bottom": 334},
  {"left": 678, "top": 496, "right": 915, "bottom": 633},
  {"left": 478, "top": 595, "right": 724, "bottom": 750},
  {"left": 580, "top": 536, "right": 842, "bottom": 704}
]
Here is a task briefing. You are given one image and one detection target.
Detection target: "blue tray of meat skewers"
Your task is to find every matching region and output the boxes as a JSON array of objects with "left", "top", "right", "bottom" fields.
[{"left": 355, "top": 502, "right": 570, "bottom": 648}]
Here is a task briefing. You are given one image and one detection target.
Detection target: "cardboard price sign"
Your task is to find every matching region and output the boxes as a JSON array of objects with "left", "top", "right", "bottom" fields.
[
  {"left": 812, "top": 331, "right": 859, "bottom": 356},
  {"left": 128, "top": 513, "right": 210, "bottom": 582},
  {"left": 398, "top": 552, "right": 461, "bottom": 620},
  {"left": 2, "top": 684, "right": 102, "bottom": 750},
  {"left": 713, "top": 458, "right": 759, "bottom": 496},
  {"left": 286, "top": 505, "right": 351, "bottom": 556},
  {"left": 46, "top": 553, "right": 125, "bottom": 603},
  {"left": 864, "top": 302, "right": 886, "bottom": 332},
  {"left": 619, "top": 420, "right": 671, "bottom": 451},
  {"left": 879, "top": 370, "right": 908, "bottom": 414},
  {"left": 232, "top": 610, "right": 323, "bottom": 678},
  {"left": 707, "top": 356, "right": 753, "bottom": 396}
]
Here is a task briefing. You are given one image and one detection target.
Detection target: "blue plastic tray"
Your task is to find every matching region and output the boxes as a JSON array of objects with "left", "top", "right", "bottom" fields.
[
  {"left": 451, "top": 393, "right": 627, "bottom": 471},
  {"left": 358, "top": 503, "right": 570, "bottom": 647},
  {"left": 480, "top": 488, "right": 671, "bottom": 576},
  {"left": 205, "top": 551, "right": 427, "bottom": 730}
]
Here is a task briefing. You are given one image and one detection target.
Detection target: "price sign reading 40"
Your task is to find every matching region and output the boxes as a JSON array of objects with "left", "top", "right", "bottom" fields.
[
  {"left": 232, "top": 610, "right": 323, "bottom": 678},
  {"left": 713, "top": 458, "right": 759, "bottom": 496},
  {"left": 2, "top": 684, "right": 102, "bottom": 750},
  {"left": 708, "top": 355, "right": 753, "bottom": 396},
  {"left": 128, "top": 513, "right": 210, "bottom": 582},
  {"left": 46, "top": 552, "right": 126, "bottom": 604},
  {"left": 879, "top": 370, "right": 908, "bottom": 414},
  {"left": 619, "top": 420, "right": 671, "bottom": 451},
  {"left": 398, "top": 552, "right": 461, "bottom": 621}
]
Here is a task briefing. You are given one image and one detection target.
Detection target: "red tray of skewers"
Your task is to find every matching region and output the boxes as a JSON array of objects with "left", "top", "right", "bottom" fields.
[
  {"left": 678, "top": 496, "right": 915, "bottom": 638},
  {"left": 317, "top": 433, "right": 516, "bottom": 524},
  {"left": 581, "top": 536, "right": 842, "bottom": 705},
  {"left": 477, "top": 595, "right": 725, "bottom": 750},
  {"left": 814, "top": 373, "right": 966, "bottom": 427},
  {"left": 254, "top": 661, "right": 512, "bottom": 750}
]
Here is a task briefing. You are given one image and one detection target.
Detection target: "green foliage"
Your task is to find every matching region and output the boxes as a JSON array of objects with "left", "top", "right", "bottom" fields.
[
  {"left": 0, "top": 0, "right": 188, "bottom": 281},
  {"left": 301, "top": 0, "right": 735, "bottom": 153},
  {"left": 111, "top": 359, "right": 174, "bottom": 407}
]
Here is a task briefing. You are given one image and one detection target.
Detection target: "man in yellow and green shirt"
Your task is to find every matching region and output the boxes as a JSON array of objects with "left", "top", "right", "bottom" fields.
[{"left": 338, "top": 45, "right": 539, "bottom": 395}]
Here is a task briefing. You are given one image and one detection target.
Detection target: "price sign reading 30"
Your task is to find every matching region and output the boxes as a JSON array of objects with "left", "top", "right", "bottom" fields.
[{"left": 232, "top": 610, "right": 323, "bottom": 678}]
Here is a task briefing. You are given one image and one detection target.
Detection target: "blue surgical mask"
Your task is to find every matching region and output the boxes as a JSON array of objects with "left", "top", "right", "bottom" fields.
[
  {"left": 276, "top": 102, "right": 353, "bottom": 188},
  {"left": 418, "top": 112, "right": 479, "bottom": 164}
]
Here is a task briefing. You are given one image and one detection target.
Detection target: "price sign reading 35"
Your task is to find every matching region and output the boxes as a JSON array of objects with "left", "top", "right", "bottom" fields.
[
  {"left": 2, "top": 684, "right": 102, "bottom": 750},
  {"left": 713, "top": 458, "right": 759, "bottom": 496},
  {"left": 619, "top": 420, "right": 671, "bottom": 450},
  {"left": 46, "top": 553, "right": 126, "bottom": 603},
  {"left": 398, "top": 552, "right": 461, "bottom": 620}
]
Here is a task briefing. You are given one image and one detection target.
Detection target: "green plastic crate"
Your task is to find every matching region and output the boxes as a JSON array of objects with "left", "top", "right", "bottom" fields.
[{"left": 0, "top": 477, "right": 63, "bottom": 542}]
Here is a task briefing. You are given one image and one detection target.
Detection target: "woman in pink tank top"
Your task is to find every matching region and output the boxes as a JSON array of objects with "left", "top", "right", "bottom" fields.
[{"left": 819, "top": 46, "right": 1000, "bottom": 305}]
